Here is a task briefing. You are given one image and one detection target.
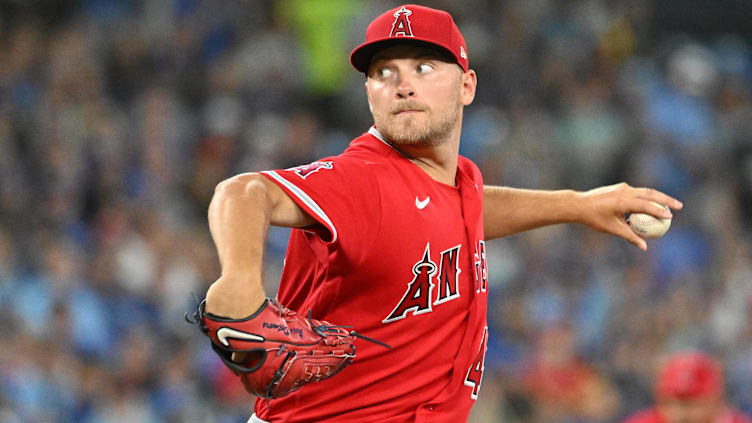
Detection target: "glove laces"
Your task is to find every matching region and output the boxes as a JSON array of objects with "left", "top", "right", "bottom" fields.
[{"left": 306, "top": 310, "right": 392, "bottom": 350}]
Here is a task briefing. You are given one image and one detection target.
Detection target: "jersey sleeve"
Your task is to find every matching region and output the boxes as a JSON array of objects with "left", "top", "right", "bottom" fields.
[{"left": 260, "top": 157, "right": 381, "bottom": 256}]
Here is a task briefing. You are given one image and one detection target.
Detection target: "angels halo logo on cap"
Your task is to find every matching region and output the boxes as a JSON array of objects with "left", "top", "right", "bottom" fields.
[
  {"left": 350, "top": 4, "right": 469, "bottom": 74},
  {"left": 390, "top": 6, "right": 414, "bottom": 37}
]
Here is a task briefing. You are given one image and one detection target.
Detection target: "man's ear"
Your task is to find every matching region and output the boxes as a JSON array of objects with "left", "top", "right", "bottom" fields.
[{"left": 460, "top": 69, "right": 477, "bottom": 106}]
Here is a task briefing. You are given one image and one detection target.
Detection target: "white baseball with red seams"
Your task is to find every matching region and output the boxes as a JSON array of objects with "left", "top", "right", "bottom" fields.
[{"left": 628, "top": 202, "right": 672, "bottom": 238}]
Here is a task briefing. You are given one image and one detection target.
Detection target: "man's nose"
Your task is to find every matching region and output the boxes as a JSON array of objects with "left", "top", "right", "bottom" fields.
[{"left": 396, "top": 74, "right": 416, "bottom": 98}]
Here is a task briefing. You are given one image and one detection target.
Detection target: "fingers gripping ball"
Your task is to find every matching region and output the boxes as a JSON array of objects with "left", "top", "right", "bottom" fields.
[
  {"left": 187, "top": 298, "right": 388, "bottom": 399},
  {"left": 628, "top": 202, "right": 672, "bottom": 238}
]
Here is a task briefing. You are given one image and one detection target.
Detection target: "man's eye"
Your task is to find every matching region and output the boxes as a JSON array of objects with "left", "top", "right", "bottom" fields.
[
  {"left": 378, "top": 68, "right": 394, "bottom": 78},
  {"left": 417, "top": 63, "right": 434, "bottom": 73}
]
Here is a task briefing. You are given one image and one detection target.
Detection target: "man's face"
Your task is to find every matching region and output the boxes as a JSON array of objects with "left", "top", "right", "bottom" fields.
[
  {"left": 657, "top": 396, "right": 721, "bottom": 423},
  {"left": 364, "top": 44, "right": 476, "bottom": 146}
]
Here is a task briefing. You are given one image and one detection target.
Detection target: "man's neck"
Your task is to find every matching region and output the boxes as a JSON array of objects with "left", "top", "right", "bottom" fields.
[
  {"left": 370, "top": 125, "right": 461, "bottom": 186},
  {"left": 399, "top": 142, "right": 459, "bottom": 186}
]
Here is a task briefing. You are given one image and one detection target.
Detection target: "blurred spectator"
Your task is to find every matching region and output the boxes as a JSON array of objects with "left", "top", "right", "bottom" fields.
[
  {"left": 521, "top": 324, "right": 621, "bottom": 422},
  {"left": 623, "top": 351, "right": 752, "bottom": 423}
]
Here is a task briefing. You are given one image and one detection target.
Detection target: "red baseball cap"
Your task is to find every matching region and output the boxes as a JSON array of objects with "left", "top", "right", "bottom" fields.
[
  {"left": 350, "top": 4, "right": 468, "bottom": 74},
  {"left": 655, "top": 352, "right": 723, "bottom": 399}
]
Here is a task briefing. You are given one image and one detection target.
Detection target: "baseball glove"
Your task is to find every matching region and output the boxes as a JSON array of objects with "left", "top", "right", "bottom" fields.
[{"left": 186, "top": 297, "right": 389, "bottom": 399}]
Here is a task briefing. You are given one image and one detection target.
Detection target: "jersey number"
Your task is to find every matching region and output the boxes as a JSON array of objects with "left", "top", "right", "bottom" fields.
[{"left": 464, "top": 327, "right": 488, "bottom": 400}]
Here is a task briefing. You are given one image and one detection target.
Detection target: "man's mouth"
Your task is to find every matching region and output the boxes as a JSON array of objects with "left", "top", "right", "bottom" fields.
[{"left": 391, "top": 102, "right": 426, "bottom": 115}]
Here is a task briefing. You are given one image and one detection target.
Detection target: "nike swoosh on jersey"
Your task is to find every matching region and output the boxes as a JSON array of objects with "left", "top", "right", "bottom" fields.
[
  {"left": 216, "top": 327, "right": 265, "bottom": 346},
  {"left": 415, "top": 196, "right": 430, "bottom": 209}
]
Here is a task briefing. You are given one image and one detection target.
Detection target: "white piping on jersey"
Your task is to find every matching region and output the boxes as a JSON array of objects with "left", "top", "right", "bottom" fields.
[
  {"left": 368, "top": 126, "right": 409, "bottom": 158},
  {"left": 248, "top": 414, "right": 269, "bottom": 423},
  {"left": 368, "top": 126, "right": 390, "bottom": 145},
  {"left": 261, "top": 170, "right": 338, "bottom": 244}
]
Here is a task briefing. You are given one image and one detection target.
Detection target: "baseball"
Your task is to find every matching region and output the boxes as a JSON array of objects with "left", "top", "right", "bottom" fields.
[{"left": 628, "top": 202, "right": 671, "bottom": 238}]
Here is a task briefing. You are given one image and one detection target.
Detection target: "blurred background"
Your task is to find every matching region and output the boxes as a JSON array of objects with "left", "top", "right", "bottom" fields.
[{"left": 1, "top": 0, "right": 751, "bottom": 422}]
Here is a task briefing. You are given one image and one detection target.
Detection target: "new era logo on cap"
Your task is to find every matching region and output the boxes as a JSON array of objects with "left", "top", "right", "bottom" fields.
[{"left": 350, "top": 4, "right": 469, "bottom": 74}]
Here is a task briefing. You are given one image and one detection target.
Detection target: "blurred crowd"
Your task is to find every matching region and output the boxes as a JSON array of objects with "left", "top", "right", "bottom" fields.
[{"left": 1, "top": 0, "right": 751, "bottom": 422}]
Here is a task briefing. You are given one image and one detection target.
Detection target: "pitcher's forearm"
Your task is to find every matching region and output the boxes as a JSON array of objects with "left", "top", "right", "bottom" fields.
[
  {"left": 483, "top": 186, "right": 579, "bottom": 239},
  {"left": 205, "top": 174, "right": 272, "bottom": 317},
  {"left": 209, "top": 175, "right": 271, "bottom": 279},
  {"left": 483, "top": 183, "right": 682, "bottom": 250}
]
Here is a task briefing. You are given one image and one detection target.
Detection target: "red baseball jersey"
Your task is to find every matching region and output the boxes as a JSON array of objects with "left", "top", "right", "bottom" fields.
[{"left": 255, "top": 127, "right": 489, "bottom": 422}]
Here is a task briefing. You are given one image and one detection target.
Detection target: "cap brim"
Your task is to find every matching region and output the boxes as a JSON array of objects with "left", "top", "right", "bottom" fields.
[{"left": 350, "top": 38, "right": 460, "bottom": 74}]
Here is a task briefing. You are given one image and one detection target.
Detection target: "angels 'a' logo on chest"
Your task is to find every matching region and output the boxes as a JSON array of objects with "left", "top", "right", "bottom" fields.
[{"left": 382, "top": 242, "right": 468, "bottom": 323}]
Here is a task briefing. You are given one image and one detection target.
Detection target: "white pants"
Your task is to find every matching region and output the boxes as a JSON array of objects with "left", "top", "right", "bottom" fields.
[{"left": 248, "top": 414, "right": 269, "bottom": 423}]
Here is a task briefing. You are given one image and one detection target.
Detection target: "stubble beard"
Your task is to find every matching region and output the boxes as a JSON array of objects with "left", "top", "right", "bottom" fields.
[{"left": 373, "top": 89, "right": 461, "bottom": 147}]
